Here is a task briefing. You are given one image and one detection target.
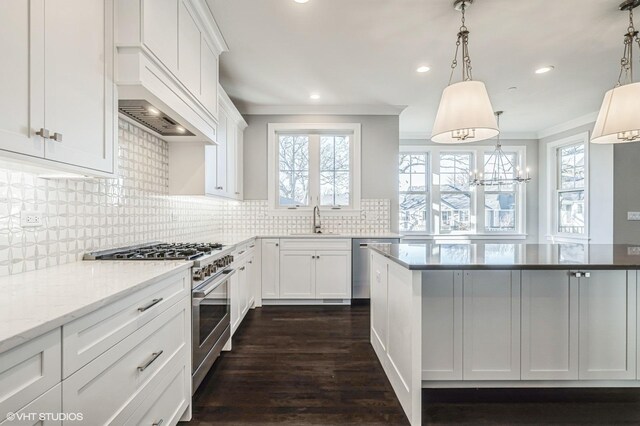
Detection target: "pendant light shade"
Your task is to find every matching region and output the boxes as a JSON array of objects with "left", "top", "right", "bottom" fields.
[
  {"left": 592, "top": 82, "right": 640, "bottom": 144},
  {"left": 431, "top": 81, "right": 499, "bottom": 144}
]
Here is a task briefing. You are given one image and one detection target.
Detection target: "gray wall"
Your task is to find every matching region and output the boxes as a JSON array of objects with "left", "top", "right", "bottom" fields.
[
  {"left": 401, "top": 138, "right": 540, "bottom": 243},
  {"left": 538, "top": 123, "right": 614, "bottom": 244},
  {"left": 243, "top": 114, "right": 400, "bottom": 232},
  {"left": 614, "top": 143, "right": 640, "bottom": 244}
]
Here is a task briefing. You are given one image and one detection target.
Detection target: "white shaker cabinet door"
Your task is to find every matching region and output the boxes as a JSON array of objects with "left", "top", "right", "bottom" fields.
[
  {"left": 0, "top": 0, "right": 45, "bottom": 158},
  {"left": 43, "top": 0, "right": 115, "bottom": 173},
  {"left": 142, "top": 0, "right": 178, "bottom": 72},
  {"left": 463, "top": 270, "right": 521, "bottom": 381},
  {"left": 422, "top": 270, "right": 463, "bottom": 381},
  {"left": 279, "top": 251, "right": 315, "bottom": 299},
  {"left": 370, "top": 252, "right": 388, "bottom": 352},
  {"left": 315, "top": 251, "right": 351, "bottom": 299},
  {"left": 177, "top": 0, "right": 202, "bottom": 97},
  {"left": 521, "top": 270, "right": 579, "bottom": 380},
  {"left": 579, "top": 270, "right": 637, "bottom": 380},
  {"left": 261, "top": 239, "right": 280, "bottom": 299}
]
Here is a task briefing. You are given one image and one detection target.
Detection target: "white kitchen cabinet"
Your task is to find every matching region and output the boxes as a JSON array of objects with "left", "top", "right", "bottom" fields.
[
  {"left": 231, "top": 242, "right": 257, "bottom": 335},
  {"left": 178, "top": 0, "right": 202, "bottom": 96},
  {"left": 230, "top": 266, "right": 240, "bottom": 334},
  {"left": 280, "top": 251, "right": 316, "bottom": 299},
  {"left": 200, "top": 39, "right": 219, "bottom": 119},
  {"left": 245, "top": 250, "right": 256, "bottom": 311},
  {"left": 462, "top": 270, "right": 521, "bottom": 381},
  {"left": 521, "top": 270, "right": 579, "bottom": 380},
  {"left": 579, "top": 270, "right": 637, "bottom": 380},
  {"left": 370, "top": 252, "right": 389, "bottom": 352},
  {"left": 0, "top": 0, "right": 44, "bottom": 158},
  {"left": 235, "top": 125, "right": 245, "bottom": 200},
  {"left": 0, "top": 384, "right": 62, "bottom": 426},
  {"left": 143, "top": 0, "right": 178, "bottom": 72},
  {"left": 0, "top": 0, "right": 116, "bottom": 175},
  {"left": 315, "top": 252, "right": 351, "bottom": 298},
  {"left": 261, "top": 239, "right": 280, "bottom": 299},
  {"left": 210, "top": 106, "right": 228, "bottom": 196},
  {"left": 422, "top": 271, "right": 463, "bottom": 381}
]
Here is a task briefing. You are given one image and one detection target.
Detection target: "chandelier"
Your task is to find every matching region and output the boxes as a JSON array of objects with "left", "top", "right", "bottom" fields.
[
  {"left": 592, "top": 0, "right": 640, "bottom": 144},
  {"left": 471, "top": 112, "right": 531, "bottom": 186},
  {"left": 431, "top": 0, "right": 499, "bottom": 144}
]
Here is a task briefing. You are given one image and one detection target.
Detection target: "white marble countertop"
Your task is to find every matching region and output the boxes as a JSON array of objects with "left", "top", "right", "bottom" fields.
[
  {"left": 0, "top": 260, "right": 192, "bottom": 353},
  {"left": 218, "top": 233, "right": 402, "bottom": 247}
]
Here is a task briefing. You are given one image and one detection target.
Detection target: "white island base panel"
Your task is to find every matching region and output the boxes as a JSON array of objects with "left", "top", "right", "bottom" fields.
[
  {"left": 369, "top": 252, "right": 422, "bottom": 425},
  {"left": 370, "top": 250, "right": 640, "bottom": 426}
]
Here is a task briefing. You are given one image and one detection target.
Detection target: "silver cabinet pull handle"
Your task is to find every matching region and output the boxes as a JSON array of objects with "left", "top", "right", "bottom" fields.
[
  {"left": 240, "top": 266, "right": 246, "bottom": 271},
  {"left": 216, "top": 186, "right": 223, "bottom": 190},
  {"left": 249, "top": 245, "right": 255, "bottom": 249},
  {"left": 49, "top": 132, "right": 63, "bottom": 142},
  {"left": 238, "top": 250, "right": 245, "bottom": 255},
  {"left": 235, "top": 192, "right": 240, "bottom": 195},
  {"left": 152, "top": 420, "right": 164, "bottom": 426},
  {"left": 138, "top": 298, "right": 163, "bottom": 312},
  {"left": 138, "top": 350, "right": 163, "bottom": 372},
  {"left": 36, "top": 128, "right": 50, "bottom": 138},
  {"left": 248, "top": 261, "right": 253, "bottom": 264}
]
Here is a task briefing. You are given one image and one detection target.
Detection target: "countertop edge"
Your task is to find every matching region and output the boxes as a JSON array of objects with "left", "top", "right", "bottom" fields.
[{"left": 0, "top": 261, "right": 193, "bottom": 354}]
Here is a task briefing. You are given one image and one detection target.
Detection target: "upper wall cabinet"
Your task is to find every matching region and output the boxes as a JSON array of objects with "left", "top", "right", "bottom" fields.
[
  {"left": 0, "top": 0, "right": 116, "bottom": 176},
  {"left": 117, "top": 0, "right": 225, "bottom": 143},
  {"left": 168, "top": 85, "right": 247, "bottom": 200}
]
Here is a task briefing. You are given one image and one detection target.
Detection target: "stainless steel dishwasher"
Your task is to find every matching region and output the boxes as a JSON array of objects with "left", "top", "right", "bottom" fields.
[{"left": 352, "top": 238, "right": 400, "bottom": 300}]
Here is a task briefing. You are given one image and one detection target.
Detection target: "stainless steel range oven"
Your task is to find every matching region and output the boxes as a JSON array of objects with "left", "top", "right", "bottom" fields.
[
  {"left": 191, "top": 268, "right": 234, "bottom": 392},
  {"left": 84, "top": 242, "right": 235, "bottom": 393}
]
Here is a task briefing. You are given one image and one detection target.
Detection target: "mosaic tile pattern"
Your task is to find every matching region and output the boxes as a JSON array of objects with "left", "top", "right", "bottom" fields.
[{"left": 0, "top": 119, "right": 391, "bottom": 276}]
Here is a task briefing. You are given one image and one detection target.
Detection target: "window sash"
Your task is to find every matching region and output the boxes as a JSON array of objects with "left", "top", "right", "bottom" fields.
[
  {"left": 276, "top": 132, "right": 353, "bottom": 209},
  {"left": 399, "top": 152, "right": 430, "bottom": 233}
]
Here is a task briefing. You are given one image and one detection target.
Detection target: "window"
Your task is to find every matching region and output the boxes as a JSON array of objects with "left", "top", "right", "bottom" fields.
[
  {"left": 398, "top": 145, "right": 527, "bottom": 236},
  {"left": 483, "top": 152, "right": 517, "bottom": 232},
  {"left": 556, "top": 143, "right": 586, "bottom": 235},
  {"left": 399, "top": 153, "right": 428, "bottom": 232},
  {"left": 268, "top": 123, "right": 361, "bottom": 213},
  {"left": 439, "top": 153, "right": 472, "bottom": 232}
]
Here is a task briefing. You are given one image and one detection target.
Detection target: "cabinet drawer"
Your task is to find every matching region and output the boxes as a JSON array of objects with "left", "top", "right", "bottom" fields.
[
  {"left": 62, "top": 297, "right": 190, "bottom": 425},
  {"left": 0, "top": 329, "right": 61, "bottom": 418},
  {"left": 0, "top": 384, "right": 62, "bottom": 426},
  {"left": 280, "top": 238, "right": 350, "bottom": 251},
  {"left": 122, "top": 353, "right": 190, "bottom": 426},
  {"left": 62, "top": 270, "right": 189, "bottom": 378}
]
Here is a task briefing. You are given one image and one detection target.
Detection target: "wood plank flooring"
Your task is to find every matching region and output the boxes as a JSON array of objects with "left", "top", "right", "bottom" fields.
[{"left": 189, "top": 304, "right": 640, "bottom": 425}]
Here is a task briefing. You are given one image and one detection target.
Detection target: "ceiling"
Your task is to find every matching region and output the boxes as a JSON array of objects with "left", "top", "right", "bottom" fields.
[{"left": 206, "top": 0, "right": 628, "bottom": 137}]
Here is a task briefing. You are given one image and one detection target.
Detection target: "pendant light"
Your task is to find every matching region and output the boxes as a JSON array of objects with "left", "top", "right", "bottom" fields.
[
  {"left": 592, "top": 0, "right": 640, "bottom": 144},
  {"left": 471, "top": 112, "right": 531, "bottom": 186},
  {"left": 431, "top": 0, "right": 499, "bottom": 144}
]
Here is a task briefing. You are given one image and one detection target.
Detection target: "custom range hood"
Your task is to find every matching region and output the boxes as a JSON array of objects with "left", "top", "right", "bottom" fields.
[{"left": 115, "top": 0, "right": 228, "bottom": 144}]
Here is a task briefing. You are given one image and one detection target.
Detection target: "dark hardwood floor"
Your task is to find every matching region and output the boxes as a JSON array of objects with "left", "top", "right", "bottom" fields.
[{"left": 189, "top": 305, "right": 640, "bottom": 425}]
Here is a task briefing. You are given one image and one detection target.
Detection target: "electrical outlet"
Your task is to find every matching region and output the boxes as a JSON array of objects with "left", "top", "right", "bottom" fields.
[
  {"left": 628, "top": 247, "right": 640, "bottom": 256},
  {"left": 20, "top": 211, "right": 44, "bottom": 228},
  {"left": 628, "top": 212, "right": 640, "bottom": 221}
]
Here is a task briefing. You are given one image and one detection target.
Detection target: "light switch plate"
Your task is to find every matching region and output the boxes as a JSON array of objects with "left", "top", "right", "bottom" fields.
[
  {"left": 628, "top": 247, "right": 640, "bottom": 256},
  {"left": 20, "top": 211, "right": 44, "bottom": 227},
  {"left": 628, "top": 212, "right": 640, "bottom": 221}
]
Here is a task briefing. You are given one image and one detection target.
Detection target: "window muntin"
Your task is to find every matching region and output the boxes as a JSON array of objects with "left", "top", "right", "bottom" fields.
[
  {"left": 439, "top": 153, "right": 472, "bottom": 232},
  {"left": 320, "top": 136, "right": 351, "bottom": 207},
  {"left": 278, "top": 135, "right": 310, "bottom": 206},
  {"left": 399, "top": 153, "right": 428, "bottom": 232},
  {"left": 556, "top": 143, "right": 586, "bottom": 235}
]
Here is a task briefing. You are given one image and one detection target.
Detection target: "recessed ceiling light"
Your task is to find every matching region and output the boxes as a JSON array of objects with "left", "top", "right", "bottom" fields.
[
  {"left": 294, "top": 0, "right": 309, "bottom": 3},
  {"left": 176, "top": 126, "right": 186, "bottom": 133},
  {"left": 535, "top": 66, "right": 555, "bottom": 74},
  {"left": 508, "top": 86, "right": 518, "bottom": 91},
  {"left": 416, "top": 66, "right": 431, "bottom": 73},
  {"left": 310, "top": 93, "right": 320, "bottom": 100}
]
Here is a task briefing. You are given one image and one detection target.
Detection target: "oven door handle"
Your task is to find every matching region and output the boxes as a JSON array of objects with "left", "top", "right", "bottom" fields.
[{"left": 192, "top": 269, "right": 235, "bottom": 298}]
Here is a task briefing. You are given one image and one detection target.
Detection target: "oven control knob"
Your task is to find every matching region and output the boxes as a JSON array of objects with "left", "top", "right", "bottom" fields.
[{"left": 193, "top": 269, "right": 203, "bottom": 281}]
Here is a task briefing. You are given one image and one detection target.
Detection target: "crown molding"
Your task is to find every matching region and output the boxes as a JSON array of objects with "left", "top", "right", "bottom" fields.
[
  {"left": 537, "top": 111, "right": 598, "bottom": 140},
  {"left": 400, "top": 131, "right": 539, "bottom": 141},
  {"left": 239, "top": 104, "right": 407, "bottom": 116}
]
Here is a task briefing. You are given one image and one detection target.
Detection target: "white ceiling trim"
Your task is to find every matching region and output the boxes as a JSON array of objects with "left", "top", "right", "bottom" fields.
[
  {"left": 239, "top": 104, "right": 407, "bottom": 116},
  {"left": 537, "top": 111, "right": 599, "bottom": 140},
  {"left": 400, "top": 131, "right": 539, "bottom": 141}
]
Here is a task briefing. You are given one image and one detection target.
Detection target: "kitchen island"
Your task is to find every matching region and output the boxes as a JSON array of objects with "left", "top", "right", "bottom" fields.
[{"left": 368, "top": 243, "right": 640, "bottom": 426}]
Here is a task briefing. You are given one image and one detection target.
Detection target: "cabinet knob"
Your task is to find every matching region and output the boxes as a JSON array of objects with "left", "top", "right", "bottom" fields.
[
  {"left": 36, "top": 128, "right": 50, "bottom": 138},
  {"left": 49, "top": 132, "right": 63, "bottom": 142}
]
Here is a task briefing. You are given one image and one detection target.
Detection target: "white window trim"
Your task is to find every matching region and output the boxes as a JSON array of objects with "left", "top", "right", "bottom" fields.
[
  {"left": 399, "top": 144, "right": 528, "bottom": 238},
  {"left": 399, "top": 149, "right": 431, "bottom": 234},
  {"left": 267, "top": 123, "right": 362, "bottom": 216},
  {"left": 545, "top": 131, "right": 590, "bottom": 243}
]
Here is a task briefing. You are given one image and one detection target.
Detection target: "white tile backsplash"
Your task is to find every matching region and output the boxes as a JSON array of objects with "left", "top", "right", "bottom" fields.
[{"left": 0, "top": 119, "right": 391, "bottom": 276}]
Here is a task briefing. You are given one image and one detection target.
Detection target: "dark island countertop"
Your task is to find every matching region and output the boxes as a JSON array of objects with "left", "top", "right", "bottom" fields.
[{"left": 369, "top": 243, "right": 640, "bottom": 270}]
